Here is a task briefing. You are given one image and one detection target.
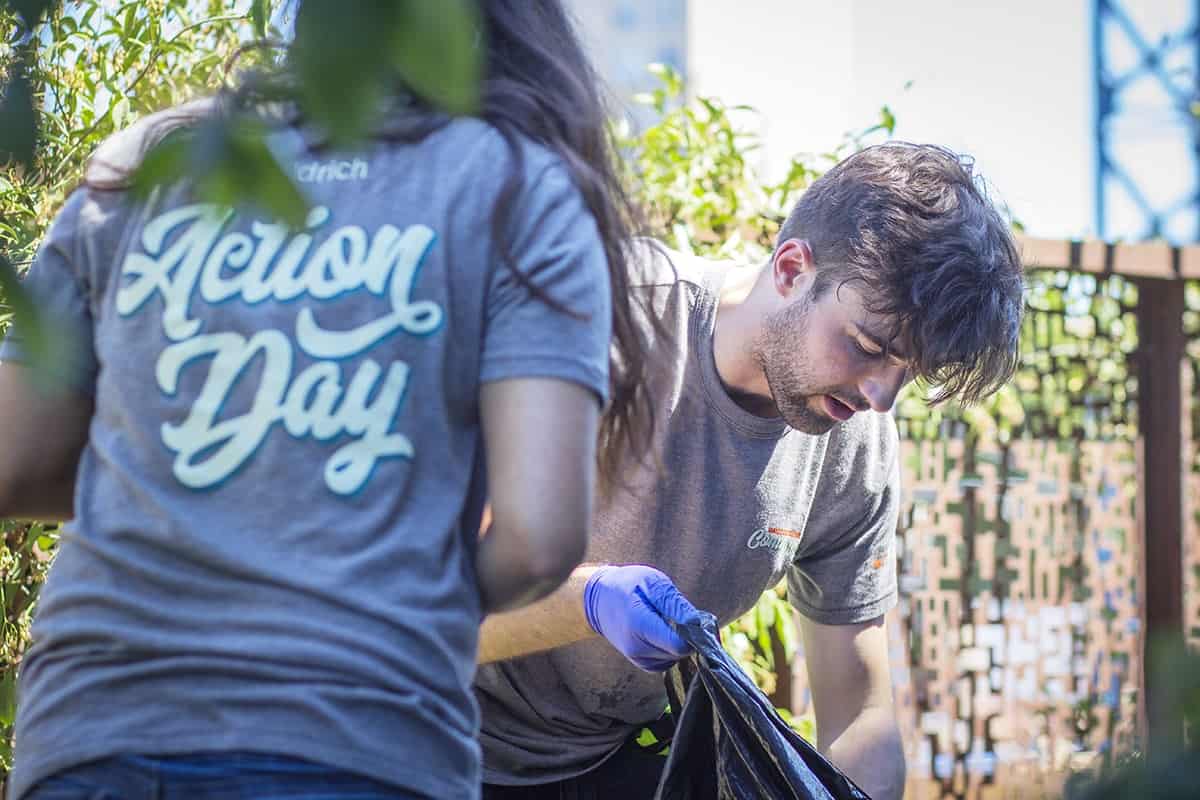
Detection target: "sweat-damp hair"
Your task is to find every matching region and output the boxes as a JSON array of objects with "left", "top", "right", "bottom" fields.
[{"left": 777, "top": 142, "right": 1025, "bottom": 405}]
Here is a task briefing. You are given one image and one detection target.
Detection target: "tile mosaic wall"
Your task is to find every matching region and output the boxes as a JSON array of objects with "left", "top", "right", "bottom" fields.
[{"left": 892, "top": 435, "right": 1141, "bottom": 799}]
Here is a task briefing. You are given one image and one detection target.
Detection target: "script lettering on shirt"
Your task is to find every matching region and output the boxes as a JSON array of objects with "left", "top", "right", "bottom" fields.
[
  {"left": 117, "top": 203, "right": 441, "bottom": 496},
  {"left": 746, "top": 528, "right": 784, "bottom": 552},
  {"left": 745, "top": 527, "right": 801, "bottom": 559}
]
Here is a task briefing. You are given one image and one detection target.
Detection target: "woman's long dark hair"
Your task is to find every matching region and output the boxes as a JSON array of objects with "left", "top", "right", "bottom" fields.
[
  {"left": 476, "top": 0, "right": 655, "bottom": 489},
  {"left": 84, "top": 0, "right": 657, "bottom": 488}
]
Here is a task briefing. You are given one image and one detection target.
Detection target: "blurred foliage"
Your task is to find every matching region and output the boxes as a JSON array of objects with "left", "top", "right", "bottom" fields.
[
  {"left": 0, "top": 521, "right": 56, "bottom": 770},
  {"left": 897, "top": 270, "right": 1141, "bottom": 445},
  {"left": 290, "top": 0, "right": 479, "bottom": 143},
  {"left": 721, "top": 583, "right": 795, "bottom": 697}
]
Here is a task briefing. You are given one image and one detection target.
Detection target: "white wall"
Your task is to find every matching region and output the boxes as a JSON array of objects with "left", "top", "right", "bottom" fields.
[
  {"left": 688, "top": 1, "right": 856, "bottom": 182},
  {"left": 688, "top": 1, "right": 1094, "bottom": 239},
  {"left": 566, "top": 0, "right": 688, "bottom": 119}
]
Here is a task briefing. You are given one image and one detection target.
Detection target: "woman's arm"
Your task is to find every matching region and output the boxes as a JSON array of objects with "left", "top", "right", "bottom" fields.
[
  {"left": 475, "top": 377, "right": 598, "bottom": 615},
  {"left": 0, "top": 362, "right": 92, "bottom": 521}
]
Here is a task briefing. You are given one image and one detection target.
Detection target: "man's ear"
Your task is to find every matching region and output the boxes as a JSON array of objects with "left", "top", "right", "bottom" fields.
[{"left": 772, "top": 238, "right": 815, "bottom": 298}]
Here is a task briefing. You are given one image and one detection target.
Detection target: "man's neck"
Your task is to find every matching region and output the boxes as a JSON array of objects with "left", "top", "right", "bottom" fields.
[{"left": 712, "top": 263, "right": 774, "bottom": 411}]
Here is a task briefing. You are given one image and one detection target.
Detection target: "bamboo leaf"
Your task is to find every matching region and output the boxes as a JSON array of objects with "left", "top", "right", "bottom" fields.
[{"left": 250, "top": 0, "right": 269, "bottom": 38}]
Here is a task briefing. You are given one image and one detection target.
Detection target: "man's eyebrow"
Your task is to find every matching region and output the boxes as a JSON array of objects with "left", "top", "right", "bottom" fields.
[{"left": 855, "top": 325, "right": 911, "bottom": 361}]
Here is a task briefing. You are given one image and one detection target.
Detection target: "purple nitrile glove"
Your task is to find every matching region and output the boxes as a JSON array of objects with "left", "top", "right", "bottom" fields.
[{"left": 582, "top": 565, "right": 699, "bottom": 672}]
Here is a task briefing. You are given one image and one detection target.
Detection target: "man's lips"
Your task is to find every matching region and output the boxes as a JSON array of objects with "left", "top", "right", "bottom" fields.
[{"left": 823, "top": 395, "right": 857, "bottom": 421}]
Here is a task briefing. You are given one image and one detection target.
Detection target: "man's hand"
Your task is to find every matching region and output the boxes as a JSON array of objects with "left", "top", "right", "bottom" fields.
[{"left": 582, "top": 565, "right": 698, "bottom": 671}]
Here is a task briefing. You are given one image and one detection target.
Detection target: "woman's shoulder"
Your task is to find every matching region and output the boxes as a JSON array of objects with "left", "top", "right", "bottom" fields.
[
  {"left": 85, "top": 98, "right": 217, "bottom": 187},
  {"left": 434, "top": 117, "right": 571, "bottom": 181}
]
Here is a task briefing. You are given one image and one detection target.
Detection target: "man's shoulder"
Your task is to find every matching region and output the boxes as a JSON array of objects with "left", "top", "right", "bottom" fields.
[{"left": 816, "top": 411, "right": 900, "bottom": 496}]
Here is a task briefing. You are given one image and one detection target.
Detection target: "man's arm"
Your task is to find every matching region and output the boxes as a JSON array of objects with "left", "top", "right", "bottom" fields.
[
  {"left": 799, "top": 612, "right": 905, "bottom": 800},
  {"left": 0, "top": 362, "right": 91, "bottom": 522},
  {"left": 478, "top": 566, "right": 599, "bottom": 663},
  {"left": 478, "top": 563, "right": 694, "bottom": 668}
]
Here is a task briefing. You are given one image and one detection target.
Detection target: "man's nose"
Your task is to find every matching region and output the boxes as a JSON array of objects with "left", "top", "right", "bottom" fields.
[{"left": 860, "top": 363, "right": 911, "bottom": 413}]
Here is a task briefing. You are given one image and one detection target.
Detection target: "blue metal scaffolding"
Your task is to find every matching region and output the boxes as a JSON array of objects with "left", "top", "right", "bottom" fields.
[{"left": 1094, "top": 0, "right": 1200, "bottom": 242}]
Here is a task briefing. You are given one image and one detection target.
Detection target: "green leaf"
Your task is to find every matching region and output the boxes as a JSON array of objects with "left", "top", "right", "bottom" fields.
[
  {"left": 291, "top": 0, "right": 399, "bottom": 142},
  {"left": 0, "top": 69, "right": 38, "bottom": 170},
  {"left": 291, "top": 0, "right": 480, "bottom": 144},
  {"left": 0, "top": 252, "right": 49, "bottom": 365},
  {"left": 110, "top": 95, "right": 130, "bottom": 130},
  {"left": 121, "top": 3, "right": 135, "bottom": 36},
  {"left": 250, "top": 0, "right": 268, "bottom": 38},
  {"left": 133, "top": 116, "right": 309, "bottom": 228},
  {"left": 0, "top": 670, "right": 15, "bottom": 728},
  {"left": 130, "top": 127, "right": 192, "bottom": 195},
  {"left": 879, "top": 104, "right": 896, "bottom": 135},
  {"left": 393, "top": 0, "right": 481, "bottom": 115}
]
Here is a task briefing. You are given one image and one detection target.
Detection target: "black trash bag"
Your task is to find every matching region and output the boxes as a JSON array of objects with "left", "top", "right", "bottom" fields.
[{"left": 654, "top": 608, "right": 872, "bottom": 800}]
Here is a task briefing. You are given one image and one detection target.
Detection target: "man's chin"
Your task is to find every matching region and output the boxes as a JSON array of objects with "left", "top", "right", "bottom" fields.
[{"left": 780, "top": 403, "right": 838, "bottom": 435}]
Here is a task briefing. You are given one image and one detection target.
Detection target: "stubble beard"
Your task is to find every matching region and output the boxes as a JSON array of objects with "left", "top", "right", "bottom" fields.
[{"left": 752, "top": 298, "right": 837, "bottom": 435}]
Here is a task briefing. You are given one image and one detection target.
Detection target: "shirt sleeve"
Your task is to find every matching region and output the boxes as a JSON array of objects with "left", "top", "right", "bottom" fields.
[
  {"left": 787, "top": 413, "right": 900, "bottom": 625},
  {"left": 0, "top": 189, "right": 99, "bottom": 394},
  {"left": 479, "top": 162, "right": 611, "bottom": 406}
]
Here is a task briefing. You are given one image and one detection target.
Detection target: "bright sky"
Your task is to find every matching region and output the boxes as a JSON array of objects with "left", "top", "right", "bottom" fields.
[{"left": 668, "top": 0, "right": 1190, "bottom": 243}]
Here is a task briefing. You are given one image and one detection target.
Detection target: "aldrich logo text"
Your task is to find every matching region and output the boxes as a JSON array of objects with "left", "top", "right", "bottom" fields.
[{"left": 295, "top": 158, "right": 369, "bottom": 184}]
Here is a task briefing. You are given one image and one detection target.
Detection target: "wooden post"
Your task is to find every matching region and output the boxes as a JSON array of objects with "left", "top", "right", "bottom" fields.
[{"left": 1134, "top": 277, "right": 1187, "bottom": 750}]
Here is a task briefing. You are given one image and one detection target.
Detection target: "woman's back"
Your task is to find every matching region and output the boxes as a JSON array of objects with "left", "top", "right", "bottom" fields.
[{"left": 7, "top": 109, "right": 612, "bottom": 800}]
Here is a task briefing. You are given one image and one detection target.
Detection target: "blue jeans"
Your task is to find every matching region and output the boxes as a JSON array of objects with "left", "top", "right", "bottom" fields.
[{"left": 21, "top": 752, "right": 430, "bottom": 800}]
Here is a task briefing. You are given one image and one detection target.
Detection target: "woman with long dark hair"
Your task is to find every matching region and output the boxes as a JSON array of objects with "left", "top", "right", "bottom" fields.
[{"left": 0, "top": 2, "right": 653, "bottom": 797}]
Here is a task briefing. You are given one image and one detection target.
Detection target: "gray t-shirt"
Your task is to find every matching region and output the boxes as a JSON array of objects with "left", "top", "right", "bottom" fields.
[
  {"left": 3, "top": 111, "right": 611, "bottom": 800},
  {"left": 474, "top": 244, "right": 899, "bottom": 785}
]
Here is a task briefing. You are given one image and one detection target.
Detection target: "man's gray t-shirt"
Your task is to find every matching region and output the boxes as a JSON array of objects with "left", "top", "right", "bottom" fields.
[
  {"left": 2, "top": 111, "right": 611, "bottom": 800},
  {"left": 474, "top": 245, "right": 900, "bottom": 785}
]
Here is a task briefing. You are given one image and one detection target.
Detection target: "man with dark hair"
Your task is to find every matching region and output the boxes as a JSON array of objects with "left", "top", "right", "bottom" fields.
[{"left": 475, "top": 142, "right": 1025, "bottom": 800}]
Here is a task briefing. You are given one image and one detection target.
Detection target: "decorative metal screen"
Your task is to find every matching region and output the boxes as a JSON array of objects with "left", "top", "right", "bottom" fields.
[
  {"left": 892, "top": 436, "right": 1140, "bottom": 799},
  {"left": 891, "top": 271, "right": 1145, "bottom": 799},
  {"left": 1184, "top": 280, "right": 1200, "bottom": 650}
]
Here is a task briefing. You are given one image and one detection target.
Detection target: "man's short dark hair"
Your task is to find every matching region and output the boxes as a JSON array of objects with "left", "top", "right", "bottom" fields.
[{"left": 777, "top": 142, "right": 1025, "bottom": 405}]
